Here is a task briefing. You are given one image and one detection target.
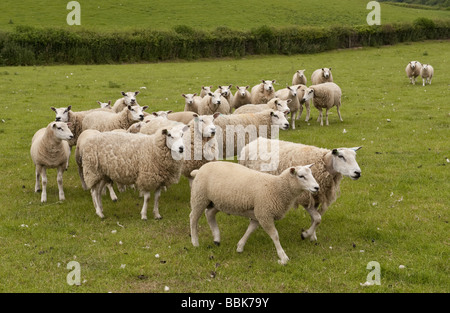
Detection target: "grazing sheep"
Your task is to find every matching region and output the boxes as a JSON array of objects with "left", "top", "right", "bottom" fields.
[
  {"left": 214, "top": 109, "right": 289, "bottom": 158},
  {"left": 30, "top": 122, "right": 73, "bottom": 203},
  {"left": 250, "top": 80, "right": 276, "bottom": 104},
  {"left": 274, "top": 85, "right": 301, "bottom": 129},
  {"left": 215, "top": 85, "right": 234, "bottom": 107},
  {"left": 239, "top": 137, "right": 362, "bottom": 241},
  {"left": 198, "top": 91, "right": 231, "bottom": 115},
  {"left": 405, "top": 61, "right": 422, "bottom": 85},
  {"left": 420, "top": 64, "right": 434, "bottom": 86},
  {"left": 292, "top": 69, "right": 307, "bottom": 86},
  {"left": 97, "top": 100, "right": 112, "bottom": 109},
  {"left": 182, "top": 93, "right": 202, "bottom": 113},
  {"left": 112, "top": 91, "right": 140, "bottom": 113},
  {"left": 82, "top": 105, "right": 148, "bottom": 132},
  {"left": 301, "top": 82, "right": 342, "bottom": 126},
  {"left": 231, "top": 85, "right": 252, "bottom": 110},
  {"left": 189, "top": 161, "right": 319, "bottom": 264},
  {"left": 311, "top": 68, "right": 333, "bottom": 85},
  {"left": 82, "top": 124, "right": 189, "bottom": 219},
  {"left": 200, "top": 86, "right": 213, "bottom": 98},
  {"left": 168, "top": 111, "right": 198, "bottom": 125},
  {"left": 293, "top": 84, "right": 311, "bottom": 122},
  {"left": 233, "top": 98, "right": 290, "bottom": 115}
]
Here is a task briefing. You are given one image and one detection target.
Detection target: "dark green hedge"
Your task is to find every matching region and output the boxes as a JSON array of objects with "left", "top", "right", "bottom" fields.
[{"left": 0, "top": 18, "right": 449, "bottom": 66}]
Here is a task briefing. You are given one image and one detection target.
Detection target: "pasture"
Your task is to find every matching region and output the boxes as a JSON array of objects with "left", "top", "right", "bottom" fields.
[{"left": 0, "top": 40, "right": 449, "bottom": 293}]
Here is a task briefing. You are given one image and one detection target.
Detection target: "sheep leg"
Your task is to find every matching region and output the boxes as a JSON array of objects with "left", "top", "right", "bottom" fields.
[
  {"left": 205, "top": 208, "right": 220, "bottom": 245},
  {"left": 106, "top": 183, "right": 118, "bottom": 202},
  {"left": 259, "top": 219, "right": 289, "bottom": 265},
  {"left": 153, "top": 188, "right": 162, "bottom": 220},
  {"left": 337, "top": 104, "right": 343, "bottom": 122},
  {"left": 290, "top": 112, "right": 296, "bottom": 130},
  {"left": 95, "top": 180, "right": 107, "bottom": 218},
  {"left": 188, "top": 177, "right": 194, "bottom": 188},
  {"left": 57, "top": 166, "right": 65, "bottom": 201},
  {"left": 422, "top": 78, "right": 425, "bottom": 87},
  {"left": 301, "top": 204, "right": 321, "bottom": 242},
  {"left": 40, "top": 167, "right": 48, "bottom": 203},
  {"left": 77, "top": 163, "right": 88, "bottom": 190},
  {"left": 140, "top": 191, "right": 151, "bottom": 220},
  {"left": 296, "top": 104, "right": 303, "bottom": 120},
  {"left": 189, "top": 207, "right": 205, "bottom": 248},
  {"left": 236, "top": 219, "right": 259, "bottom": 253},
  {"left": 35, "top": 165, "right": 42, "bottom": 192},
  {"left": 305, "top": 101, "right": 311, "bottom": 122},
  {"left": 317, "top": 108, "right": 324, "bottom": 126}
]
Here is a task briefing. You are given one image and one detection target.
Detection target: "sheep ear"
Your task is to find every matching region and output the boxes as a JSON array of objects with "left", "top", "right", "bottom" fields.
[
  {"left": 351, "top": 146, "right": 362, "bottom": 152},
  {"left": 142, "top": 106, "right": 149, "bottom": 111},
  {"left": 51, "top": 107, "right": 56, "bottom": 112},
  {"left": 228, "top": 84, "right": 232, "bottom": 89},
  {"left": 286, "top": 99, "right": 292, "bottom": 103},
  {"left": 272, "top": 80, "right": 276, "bottom": 83},
  {"left": 121, "top": 91, "right": 126, "bottom": 96},
  {"left": 332, "top": 149, "right": 339, "bottom": 156},
  {"left": 213, "top": 112, "right": 220, "bottom": 119},
  {"left": 289, "top": 167, "right": 296, "bottom": 175},
  {"left": 207, "top": 92, "right": 214, "bottom": 97},
  {"left": 97, "top": 101, "right": 101, "bottom": 105},
  {"left": 182, "top": 94, "right": 186, "bottom": 98},
  {"left": 270, "top": 111, "right": 275, "bottom": 117},
  {"left": 162, "top": 129, "right": 168, "bottom": 136},
  {"left": 67, "top": 105, "right": 72, "bottom": 111},
  {"left": 321, "top": 68, "right": 324, "bottom": 71},
  {"left": 193, "top": 93, "right": 197, "bottom": 97},
  {"left": 305, "top": 163, "right": 314, "bottom": 169},
  {"left": 66, "top": 122, "right": 72, "bottom": 128},
  {"left": 108, "top": 100, "right": 111, "bottom": 105},
  {"left": 152, "top": 112, "right": 159, "bottom": 117},
  {"left": 236, "top": 85, "right": 240, "bottom": 89},
  {"left": 182, "top": 125, "right": 190, "bottom": 133},
  {"left": 127, "top": 105, "right": 132, "bottom": 110},
  {"left": 52, "top": 123, "right": 57, "bottom": 128},
  {"left": 135, "top": 91, "right": 140, "bottom": 96},
  {"left": 329, "top": 68, "right": 332, "bottom": 71},
  {"left": 167, "top": 110, "right": 173, "bottom": 114},
  {"left": 192, "top": 113, "right": 199, "bottom": 120},
  {"left": 261, "top": 80, "right": 266, "bottom": 83}
]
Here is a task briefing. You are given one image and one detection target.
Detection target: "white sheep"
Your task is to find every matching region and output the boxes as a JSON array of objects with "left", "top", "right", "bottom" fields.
[
  {"left": 200, "top": 86, "right": 213, "bottom": 98},
  {"left": 215, "top": 85, "right": 234, "bottom": 107},
  {"left": 405, "top": 61, "right": 422, "bottom": 85},
  {"left": 30, "top": 122, "right": 73, "bottom": 203},
  {"left": 239, "top": 137, "right": 362, "bottom": 241},
  {"left": 143, "top": 110, "right": 172, "bottom": 122},
  {"left": 420, "top": 64, "right": 434, "bottom": 86},
  {"left": 274, "top": 85, "right": 301, "bottom": 129},
  {"left": 311, "top": 68, "right": 333, "bottom": 85},
  {"left": 81, "top": 105, "right": 148, "bottom": 132},
  {"left": 233, "top": 98, "right": 290, "bottom": 115},
  {"left": 198, "top": 91, "right": 231, "bottom": 115},
  {"left": 189, "top": 161, "right": 319, "bottom": 264},
  {"left": 301, "top": 82, "right": 342, "bottom": 126},
  {"left": 292, "top": 69, "right": 307, "bottom": 85},
  {"left": 213, "top": 109, "right": 289, "bottom": 159},
  {"left": 182, "top": 93, "right": 202, "bottom": 113},
  {"left": 81, "top": 124, "right": 188, "bottom": 219},
  {"left": 168, "top": 111, "right": 198, "bottom": 124},
  {"left": 97, "top": 100, "right": 112, "bottom": 110},
  {"left": 112, "top": 91, "right": 140, "bottom": 113},
  {"left": 250, "top": 80, "right": 276, "bottom": 104},
  {"left": 231, "top": 85, "right": 252, "bottom": 110},
  {"left": 293, "top": 84, "right": 311, "bottom": 122}
]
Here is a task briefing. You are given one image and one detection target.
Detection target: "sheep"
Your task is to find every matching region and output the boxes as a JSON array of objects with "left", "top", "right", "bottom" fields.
[
  {"left": 182, "top": 93, "right": 202, "bottom": 113},
  {"left": 292, "top": 69, "right": 307, "bottom": 86},
  {"left": 274, "top": 85, "right": 301, "bottom": 129},
  {"left": 231, "top": 85, "right": 252, "bottom": 110},
  {"left": 420, "top": 64, "right": 434, "bottom": 86},
  {"left": 97, "top": 100, "right": 112, "bottom": 109},
  {"left": 200, "top": 86, "right": 213, "bottom": 98},
  {"left": 81, "top": 124, "right": 189, "bottom": 219},
  {"left": 215, "top": 85, "right": 234, "bottom": 107},
  {"left": 405, "top": 61, "right": 422, "bottom": 85},
  {"left": 168, "top": 111, "right": 198, "bottom": 125},
  {"left": 143, "top": 110, "right": 172, "bottom": 122},
  {"left": 140, "top": 116, "right": 186, "bottom": 137},
  {"left": 250, "top": 80, "right": 276, "bottom": 104},
  {"left": 239, "top": 137, "right": 362, "bottom": 241},
  {"left": 233, "top": 98, "right": 290, "bottom": 115},
  {"left": 293, "top": 84, "right": 311, "bottom": 122},
  {"left": 112, "top": 91, "right": 140, "bottom": 113},
  {"left": 30, "top": 122, "right": 73, "bottom": 203},
  {"left": 81, "top": 104, "right": 148, "bottom": 132},
  {"left": 301, "top": 82, "right": 342, "bottom": 126},
  {"left": 311, "top": 68, "right": 333, "bottom": 85},
  {"left": 198, "top": 91, "right": 231, "bottom": 115},
  {"left": 213, "top": 109, "right": 289, "bottom": 159},
  {"left": 189, "top": 161, "right": 319, "bottom": 264}
]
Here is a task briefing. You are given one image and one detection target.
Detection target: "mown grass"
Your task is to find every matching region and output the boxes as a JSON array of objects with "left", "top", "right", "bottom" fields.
[
  {"left": 1, "top": 0, "right": 450, "bottom": 32},
  {"left": 0, "top": 40, "right": 449, "bottom": 293}
]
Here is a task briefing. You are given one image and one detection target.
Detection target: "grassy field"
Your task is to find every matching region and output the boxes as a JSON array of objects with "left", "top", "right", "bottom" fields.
[
  {"left": 1, "top": 0, "right": 450, "bottom": 32},
  {"left": 0, "top": 40, "right": 448, "bottom": 293}
]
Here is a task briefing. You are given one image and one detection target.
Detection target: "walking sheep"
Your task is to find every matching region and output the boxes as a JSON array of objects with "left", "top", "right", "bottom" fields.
[
  {"left": 250, "top": 80, "right": 276, "bottom": 104},
  {"left": 274, "top": 85, "right": 301, "bottom": 129},
  {"left": 112, "top": 91, "right": 140, "bottom": 113},
  {"left": 239, "top": 137, "right": 362, "bottom": 241},
  {"left": 189, "top": 161, "right": 319, "bottom": 264},
  {"left": 301, "top": 82, "right": 342, "bottom": 126},
  {"left": 198, "top": 91, "right": 231, "bottom": 115},
  {"left": 231, "top": 86, "right": 251, "bottom": 110},
  {"left": 31, "top": 122, "right": 73, "bottom": 203},
  {"left": 311, "top": 68, "right": 333, "bottom": 85},
  {"left": 81, "top": 124, "right": 189, "bottom": 219},
  {"left": 292, "top": 69, "right": 307, "bottom": 86},
  {"left": 420, "top": 64, "right": 434, "bottom": 86},
  {"left": 233, "top": 98, "right": 290, "bottom": 115},
  {"left": 293, "top": 84, "right": 311, "bottom": 122},
  {"left": 405, "top": 61, "right": 422, "bottom": 85}
]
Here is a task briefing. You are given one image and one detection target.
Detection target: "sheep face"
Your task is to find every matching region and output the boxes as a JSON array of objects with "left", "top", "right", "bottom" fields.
[
  {"left": 202, "top": 86, "right": 212, "bottom": 94},
  {"left": 287, "top": 85, "right": 299, "bottom": 97},
  {"left": 322, "top": 68, "right": 332, "bottom": 79},
  {"left": 182, "top": 93, "right": 197, "bottom": 105},
  {"left": 301, "top": 88, "right": 314, "bottom": 103},
  {"left": 236, "top": 86, "right": 249, "bottom": 97},
  {"left": 162, "top": 125, "right": 189, "bottom": 158},
  {"left": 262, "top": 80, "right": 276, "bottom": 92},
  {"left": 152, "top": 110, "right": 171, "bottom": 118},
  {"left": 121, "top": 91, "right": 140, "bottom": 105},
  {"left": 193, "top": 113, "right": 219, "bottom": 138},
  {"left": 51, "top": 106, "right": 72, "bottom": 122},
  {"left": 270, "top": 111, "right": 289, "bottom": 130},
  {"left": 218, "top": 85, "right": 232, "bottom": 97},
  {"left": 274, "top": 99, "right": 291, "bottom": 113},
  {"left": 51, "top": 122, "right": 74, "bottom": 141},
  {"left": 207, "top": 92, "right": 222, "bottom": 107},
  {"left": 127, "top": 105, "right": 148, "bottom": 121},
  {"left": 97, "top": 100, "right": 111, "bottom": 109},
  {"left": 290, "top": 165, "right": 320, "bottom": 193},
  {"left": 409, "top": 61, "right": 420, "bottom": 70},
  {"left": 331, "top": 147, "right": 362, "bottom": 180},
  {"left": 296, "top": 70, "right": 305, "bottom": 78}
]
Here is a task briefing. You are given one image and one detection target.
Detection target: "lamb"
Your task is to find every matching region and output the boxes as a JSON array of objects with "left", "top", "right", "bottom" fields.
[
  {"left": 405, "top": 61, "right": 422, "bottom": 85},
  {"left": 189, "top": 161, "right": 319, "bottom": 264},
  {"left": 231, "top": 85, "right": 252, "bottom": 110},
  {"left": 274, "top": 85, "right": 301, "bottom": 129},
  {"left": 233, "top": 98, "right": 290, "bottom": 115},
  {"left": 215, "top": 85, "right": 234, "bottom": 107},
  {"left": 198, "top": 91, "right": 231, "bottom": 115},
  {"left": 239, "top": 137, "right": 362, "bottom": 241},
  {"left": 30, "top": 122, "right": 73, "bottom": 203},
  {"left": 292, "top": 69, "right": 307, "bottom": 86},
  {"left": 213, "top": 109, "right": 289, "bottom": 159},
  {"left": 111, "top": 91, "right": 140, "bottom": 113},
  {"left": 301, "top": 82, "right": 342, "bottom": 126},
  {"left": 293, "top": 84, "right": 311, "bottom": 122},
  {"left": 97, "top": 100, "right": 112, "bottom": 109},
  {"left": 250, "top": 80, "right": 276, "bottom": 104},
  {"left": 200, "top": 86, "right": 213, "bottom": 98},
  {"left": 81, "top": 104, "right": 148, "bottom": 132},
  {"left": 420, "top": 64, "right": 434, "bottom": 86},
  {"left": 81, "top": 124, "right": 188, "bottom": 219},
  {"left": 182, "top": 93, "right": 202, "bottom": 113},
  {"left": 311, "top": 68, "right": 333, "bottom": 85}
]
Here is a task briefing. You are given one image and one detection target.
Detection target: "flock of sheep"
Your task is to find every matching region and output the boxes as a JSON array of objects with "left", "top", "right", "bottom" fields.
[
  {"left": 405, "top": 61, "right": 434, "bottom": 86},
  {"left": 30, "top": 67, "right": 366, "bottom": 264}
]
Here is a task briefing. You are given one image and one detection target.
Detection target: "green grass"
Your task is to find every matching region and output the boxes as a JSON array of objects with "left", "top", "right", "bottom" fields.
[
  {"left": 0, "top": 40, "right": 449, "bottom": 293},
  {"left": 1, "top": 0, "right": 450, "bottom": 32}
]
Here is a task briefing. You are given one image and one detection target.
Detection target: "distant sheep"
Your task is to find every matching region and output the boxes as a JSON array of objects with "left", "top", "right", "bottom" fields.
[
  {"left": 231, "top": 86, "right": 252, "bottom": 110},
  {"left": 311, "top": 68, "right": 333, "bottom": 85},
  {"left": 82, "top": 105, "right": 148, "bottom": 132},
  {"left": 182, "top": 93, "right": 202, "bottom": 113},
  {"left": 405, "top": 61, "right": 422, "bottom": 85},
  {"left": 250, "top": 80, "right": 276, "bottom": 104},
  {"left": 112, "top": 91, "right": 140, "bottom": 113},
  {"left": 200, "top": 86, "right": 213, "bottom": 98},
  {"left": 198, "top": 91, "right": 231, "bottom": 115},
  {"left": 293, "top": 84, "right": 311, "bottom": 122},
  {"left": 420, "top": 64, "right": 434, "bottom": 86},
  {"left": 215, "top": 85, "right": 234, "bottom": 107},
  {"left": 97, "top": 100, "right": 112, "bottom": 110},
  {"left": 301, "top": 82, "right": 342, "bottom": 126},
  {"left": 292, "top": 69, "right": 307, "bottom": 85}
]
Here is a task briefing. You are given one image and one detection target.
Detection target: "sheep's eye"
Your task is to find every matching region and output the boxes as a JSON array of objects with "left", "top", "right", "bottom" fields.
[
  {"left": 338, "top": 155, "right": 346, "bottom": 161},
  {"left": 299, "top": 175, "right": 305, "bottom": 179},
  {"left": 57, "top": 127, "right": 62, "bottom": 130}
]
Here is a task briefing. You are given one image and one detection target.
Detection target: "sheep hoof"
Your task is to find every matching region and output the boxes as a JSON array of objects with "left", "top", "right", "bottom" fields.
[
  {"left": 154, "top": 216, "right": 163, "bottom": 220},
  {"left": 214, "top": 241, "right": 220, "bottom": 246},
  {"left": 301, "top": 229, "right": 306, "bottom": 240}
]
